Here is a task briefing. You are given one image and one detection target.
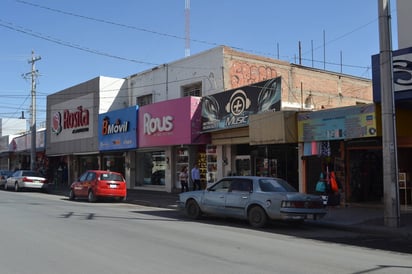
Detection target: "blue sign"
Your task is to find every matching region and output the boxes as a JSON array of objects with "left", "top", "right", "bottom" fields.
[{"left": 98, "top": 106, "right": 138, "bottom": 151}]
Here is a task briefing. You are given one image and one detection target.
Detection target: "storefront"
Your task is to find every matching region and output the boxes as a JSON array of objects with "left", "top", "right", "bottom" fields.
[
  {"left": 249, "top": 111, "right": 299, "bottom": 189},
  {"left": 298, "top": 104, "right": 379, "bottom": 203},
  {"left": 98, "top": 106, "right": 138, "bottom": 187},
  {"left": 136, "top": 96, "right": 209, "bottom": 192},
  {"left": 8, "top": 129, "right": 47, "bottom": 174},
  {"left": 202, "top": 77, "right": 287, "bottom": 183}
]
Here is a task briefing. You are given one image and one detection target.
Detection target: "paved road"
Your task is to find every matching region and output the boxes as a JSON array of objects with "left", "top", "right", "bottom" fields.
[{"left": 0, "top": 190, "right": 411, "bottom": 274}]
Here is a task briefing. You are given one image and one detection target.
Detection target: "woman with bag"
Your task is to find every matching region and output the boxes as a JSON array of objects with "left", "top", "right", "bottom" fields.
[{"left": 179, "top": 166, "right": 189, "bottom": 193}]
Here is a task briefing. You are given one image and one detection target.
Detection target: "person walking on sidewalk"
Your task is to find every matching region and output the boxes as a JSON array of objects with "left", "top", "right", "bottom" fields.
[
  {"left": 191, "top": 164, "right": 201, "bottom": 190},
  {"left": 179, "top": 166, "right": 189, "bottom": 192}
]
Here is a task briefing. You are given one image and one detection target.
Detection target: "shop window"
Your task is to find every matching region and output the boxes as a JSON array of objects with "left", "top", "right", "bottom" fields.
[
  {"left": 141, "top": 151, "right": 166, "bottom": 186},
  {"left": 136, "top": 94, "right": 152, "bottom": 106}
]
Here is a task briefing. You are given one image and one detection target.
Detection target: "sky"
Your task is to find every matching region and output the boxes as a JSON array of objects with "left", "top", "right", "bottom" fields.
[{"left": 0, "top": 0, "right": 399, "bottom": 128}]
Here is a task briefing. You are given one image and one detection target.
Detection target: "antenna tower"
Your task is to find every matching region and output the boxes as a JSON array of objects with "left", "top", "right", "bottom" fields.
[{"left": 185, "top": 0, "right": 190, "bottom": 57}]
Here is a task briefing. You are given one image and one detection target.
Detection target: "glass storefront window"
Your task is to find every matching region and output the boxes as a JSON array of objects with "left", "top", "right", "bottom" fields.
[{"left": 141, "top": 151, "right": 166, "bottom": 186}]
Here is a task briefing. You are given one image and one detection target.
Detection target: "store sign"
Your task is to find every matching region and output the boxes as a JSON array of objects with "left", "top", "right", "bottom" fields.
[
  {"left": 98, "top": 106, "right": 138, "bottom": 151},
  {"left": 102, "top": 117, "right": 129, "bottom": 135},
  {"left": 201, "top": 77, "right": 281, "bottom": 132},
  {"left": 52, "top": 106, "right": 90, "bottom": 135},
  {"left": 139, "top": 97, "right": 208, "bottom": 147},
  {"left": 50, "top": 93, "right": 94, "bottom": 143},
  {"left": 143, "top": 113, "right": 173, "bottom": 135},
  {"left": 297, "top": 104, "right": 377, "bottom": 142},
  {"left": 372, "top": 46, "right": 412, "bottom": 102}
]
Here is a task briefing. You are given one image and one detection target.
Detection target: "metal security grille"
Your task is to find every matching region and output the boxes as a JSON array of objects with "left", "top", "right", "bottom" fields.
[{"left": 182, "top": 82, "right": 201, "bottom": 97}]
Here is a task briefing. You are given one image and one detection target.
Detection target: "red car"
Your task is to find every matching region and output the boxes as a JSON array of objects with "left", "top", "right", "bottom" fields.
[{"left": 69, "top": 170, "right": 127, "bottom": 202}]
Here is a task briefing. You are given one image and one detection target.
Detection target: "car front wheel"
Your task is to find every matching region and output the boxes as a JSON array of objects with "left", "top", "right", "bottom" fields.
[
  {"left": 88, "top": 190, "right": 97, "bottom": 202},
  {"left": 248, "top": 206, "right": 268, "bottom": 228},
  {"left": 69, "top": 189, "right": 75, "bottom": 201},
  {"left": 185, "top": 199, "right": 201, "bottom": 219}
]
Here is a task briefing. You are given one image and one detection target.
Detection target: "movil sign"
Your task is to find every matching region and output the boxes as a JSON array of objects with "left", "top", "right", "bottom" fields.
[
  {"left": 102, "top": 117, "right": 129, "bottom": 135},
  {"left": 143, "top": 112, "right": 173, "bottom": 135}
]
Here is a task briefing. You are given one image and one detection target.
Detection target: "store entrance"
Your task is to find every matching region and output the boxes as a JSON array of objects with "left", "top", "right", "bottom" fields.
[
  {"left": 348, "top": 149, "right": 383, "bottom": 202},
  {"left": 139, "top": 151, "right": 166, "bottom": 186},
  {"left": 235, "top": 156, "right": 251, "bottom": 176}
]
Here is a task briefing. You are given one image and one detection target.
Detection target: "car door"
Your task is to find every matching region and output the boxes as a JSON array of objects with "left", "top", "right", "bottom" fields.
[
  {"left": 202, "top": 179, "right": 231, "bottom": 215},
  {"left": 225, "top": 179, "right": 253, "bottom": 217},
  {"left": 74, "top": 172, "right": 89, "bottom": 197},
  {"left": 82, "top": 172, "right": 96, "bottom": 195}
]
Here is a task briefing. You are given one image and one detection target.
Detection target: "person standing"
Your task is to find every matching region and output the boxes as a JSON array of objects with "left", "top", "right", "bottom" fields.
[
  {"left": 179, "top": 166, "right": 189, "bottom": 192},
  {"left": 191, "top": 164, "right": 201, "bottom": 190}
]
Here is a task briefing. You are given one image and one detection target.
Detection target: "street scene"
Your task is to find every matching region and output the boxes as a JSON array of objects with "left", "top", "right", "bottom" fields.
[{"left": 1, "top": 1, "right": 412, "bottom": 273}]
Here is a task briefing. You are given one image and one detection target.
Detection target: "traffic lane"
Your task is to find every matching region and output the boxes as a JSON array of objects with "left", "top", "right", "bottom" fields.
[
  {"left": 134, "top": 208, "right": 412, "bottom": 254},
  {"left": 0, "top": 191, "right": 411, "bottom": 274}
]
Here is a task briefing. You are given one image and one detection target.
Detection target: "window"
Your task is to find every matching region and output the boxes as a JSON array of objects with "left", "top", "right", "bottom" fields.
[
  {"left": 231, "top": 179, "right": 252, "bottom": 192},
  {"left": 182, "top": 82, "right": 202, "bottom": 97},
  {"left": 136, "top": 94, "right": 152, "bottom": 106},
  {"left": 86, "top": 172, "right": 96, "bottom": 181},
  {"left": 100, "top": 173, "right": 123, "bottom": 181},
  {"left": 210, "top": 179, "right": 231, "bottom": 192},
  {"left": 258, "top": 178, "right": 297, "bottom": 192}
]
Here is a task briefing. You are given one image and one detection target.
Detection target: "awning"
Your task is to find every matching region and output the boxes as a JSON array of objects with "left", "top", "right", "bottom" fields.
[
  {"left": 249, "top": 111, "right": 298, "bottom": 145},
  {"left": 211, "top": 127, "right": 249, "bottom": 145}
]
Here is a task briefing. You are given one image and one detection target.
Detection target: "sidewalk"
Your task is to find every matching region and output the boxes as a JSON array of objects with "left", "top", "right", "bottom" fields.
[{"left": 50, "top": 185, "right": 412, "bottom": 237}]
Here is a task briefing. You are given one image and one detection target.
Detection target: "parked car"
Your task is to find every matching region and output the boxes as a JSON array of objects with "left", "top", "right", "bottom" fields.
[
  {"left": 4, "top": 170, "right": 49, "bottom": 192},
  {"left": 69, "top": 170, "right": 127, "bottom": 202},
  {"left": 0, "top": 170, "right": 13, "bottom": 189},
  {"left": 177, "top": 176, "right": 327, "bottom": 228}
]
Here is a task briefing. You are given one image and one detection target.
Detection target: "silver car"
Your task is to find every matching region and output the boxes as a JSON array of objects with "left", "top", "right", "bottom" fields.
[
  {"left": 5, "top": 170, "right": 49, "bottom": 192},
  {"left": 178, "top": 176, "right": 327, "bottom": 228}
]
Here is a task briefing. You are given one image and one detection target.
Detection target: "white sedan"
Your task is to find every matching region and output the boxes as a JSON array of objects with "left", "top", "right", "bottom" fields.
[
  {"left": 5, "top": 170, "right": 49, "bottom": 192},
  {"left": 178, "top": 176, "right": 327, "bottom": 228}
]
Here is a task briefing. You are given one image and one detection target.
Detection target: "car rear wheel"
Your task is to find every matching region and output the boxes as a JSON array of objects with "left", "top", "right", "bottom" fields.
[
  {"left": 4, "top": 183, "right": 7, "bottom": 191},
  {"left": 248, "top": 206, "right": 268, "bottom": 228},
  {"left": 88, "top": 190, "right": 97, "bottom": 202},
  {"left": 69, "top": 189, "right": 75, "bottom": 201},
  {"left": 185, "top": 199, "right": 201, "bottom": 219},
  {"left": 14, "top": 183, "right": 20, "bottom": 192}
]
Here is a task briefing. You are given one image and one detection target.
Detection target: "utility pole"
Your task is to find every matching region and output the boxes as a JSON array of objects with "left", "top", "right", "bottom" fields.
[
  {"left": 378, "top": 0, "right": 400, "bottom": 228},
  {"left": 24, "top": 51, "right": 41, "bottom": 171}
]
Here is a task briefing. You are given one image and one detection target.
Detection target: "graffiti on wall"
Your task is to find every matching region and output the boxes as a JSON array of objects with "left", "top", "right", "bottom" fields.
[{"left": 229, "top": 61, "right": 278, "bottom": 89}]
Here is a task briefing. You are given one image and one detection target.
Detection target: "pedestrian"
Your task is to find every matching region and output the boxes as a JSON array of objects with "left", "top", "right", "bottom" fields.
[
  {"left": 191, "top": 164, "right": 201, "bottom": 190},
  {"left": 179, "top": 166, "right": 189, "bottom": 192}
]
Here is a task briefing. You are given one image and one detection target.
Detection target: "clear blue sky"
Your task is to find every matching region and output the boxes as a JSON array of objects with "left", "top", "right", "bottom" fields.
[{"left": 0, "top": 0, "right": 398, "bottom": 126}]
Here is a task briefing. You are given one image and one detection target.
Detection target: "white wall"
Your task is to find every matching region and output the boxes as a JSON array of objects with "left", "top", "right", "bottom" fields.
[{"left": 129, "top": 47, "right": 226, "bottom": 103}]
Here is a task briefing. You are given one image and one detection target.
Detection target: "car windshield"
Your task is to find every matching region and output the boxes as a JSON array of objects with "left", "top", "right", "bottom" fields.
[
  {"left": 100, "top": 173, "right": 123, "bottom": 181},
  {"left": 258, "top": 178, "right": 297, "bottom": 192}
]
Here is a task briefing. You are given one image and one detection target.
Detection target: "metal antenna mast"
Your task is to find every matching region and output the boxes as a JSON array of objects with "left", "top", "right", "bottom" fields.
[
  {"left": 185, "top": 0, "right": 190, "bottom": 57},
  {"left": 23, "top": 51, "right": 41, "bottom": 171}
]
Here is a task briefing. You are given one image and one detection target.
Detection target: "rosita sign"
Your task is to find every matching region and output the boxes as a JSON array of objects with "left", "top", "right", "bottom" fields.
[{"left": 52, "top": 106, "right": 90, "bottom": 135}]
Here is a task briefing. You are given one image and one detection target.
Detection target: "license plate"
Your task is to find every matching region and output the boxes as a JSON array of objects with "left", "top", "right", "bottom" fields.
[{"left": 109, "top": 184, "right": 117, "bottom": 188}]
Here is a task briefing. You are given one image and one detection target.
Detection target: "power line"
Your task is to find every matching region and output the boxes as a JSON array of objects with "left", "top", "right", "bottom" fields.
[
  {"left": 0, "top": 19, "right": 158, "bottom": 67},
  {"left": 15, "top": 0, "right": 373, "bottom": 71}
]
